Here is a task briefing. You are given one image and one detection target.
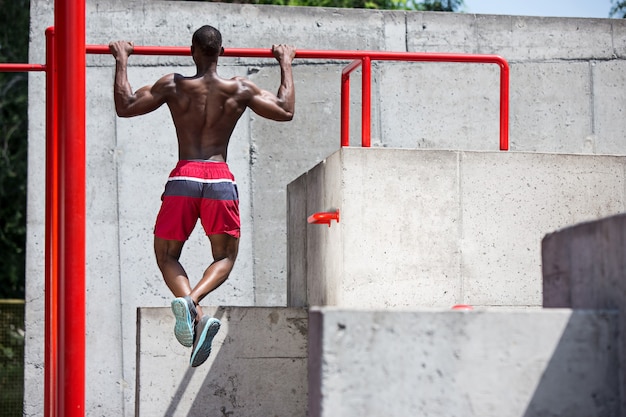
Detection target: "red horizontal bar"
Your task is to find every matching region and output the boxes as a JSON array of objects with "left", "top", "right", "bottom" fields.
[
  {"left": 86, "top": 44, "right": 508, "bottom": 67},
  {"left": 86, "top": 44, "right": 190, "bottom": 56},
  {"left": 0, "top": 63, "right": 46, "bottom": 72}
]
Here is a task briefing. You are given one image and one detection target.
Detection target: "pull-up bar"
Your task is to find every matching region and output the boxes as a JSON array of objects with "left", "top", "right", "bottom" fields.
[{"left": 85, "top": 44, "right": 510, "bottom": 150}]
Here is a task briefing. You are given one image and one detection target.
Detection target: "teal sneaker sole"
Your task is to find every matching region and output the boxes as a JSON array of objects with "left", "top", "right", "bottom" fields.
[
  {"left": 171, "top": 298, "right": 194, "bottom": 347},
  {"left": 190, "top": 317, "right": 221, "bottom": 368}
]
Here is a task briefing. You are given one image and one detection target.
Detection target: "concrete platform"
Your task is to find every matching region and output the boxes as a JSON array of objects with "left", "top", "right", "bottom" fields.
[
  {"left": 288, "top": 147, "right": 626, "bottom": 309},
  {"left": 542, "top": 212, "right": 626, "bottom": 415},
  {"left": 136, "top": 307, "right": 308, "bottom": 417},
  {"left": 308, "top": 307, "right": 620, "bottom": 417}
]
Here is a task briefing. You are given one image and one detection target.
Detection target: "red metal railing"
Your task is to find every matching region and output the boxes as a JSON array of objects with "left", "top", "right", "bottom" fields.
[
  {"left": 0, "top": 63, "right": 46, "bottom": 72},
  {"left": 340, "top": 51, "right": 510, "bottom": 150},
  {"left": 86, "top": 44, "right": 510, "bottom": 150},
  {"left": 0, "top": 30, "right": 510, "bottom": 417}
]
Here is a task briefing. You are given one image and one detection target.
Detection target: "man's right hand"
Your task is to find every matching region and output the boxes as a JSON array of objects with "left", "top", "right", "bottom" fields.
[
  {"left": 109, "top": 40, "right": 134, "bottom": 60},
  {"left": 271, "top": 44, "right": 296, "bottom": 64}
]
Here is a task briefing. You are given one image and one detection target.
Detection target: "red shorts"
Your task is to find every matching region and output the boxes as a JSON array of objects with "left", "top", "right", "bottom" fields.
[{"left": 154, "top": 160, "right": 241, "bottom": 241}]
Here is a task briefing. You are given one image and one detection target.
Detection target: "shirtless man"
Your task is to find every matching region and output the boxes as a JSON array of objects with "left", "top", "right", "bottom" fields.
[{"left": 109, "top": 25, "right": 295, "bottom": 367}]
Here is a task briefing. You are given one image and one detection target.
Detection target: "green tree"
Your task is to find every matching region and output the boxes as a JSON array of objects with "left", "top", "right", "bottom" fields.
[
  {"left": 0, "top": 0, "right": 29, "bottom": 300},
  {"left": 610, "top": 0, "right": 626, "bottom": 17}
]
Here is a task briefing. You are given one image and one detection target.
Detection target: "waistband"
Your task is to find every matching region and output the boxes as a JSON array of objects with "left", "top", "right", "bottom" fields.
[{"left": 176, "top": 159, "right": 229, "bottom": 167}]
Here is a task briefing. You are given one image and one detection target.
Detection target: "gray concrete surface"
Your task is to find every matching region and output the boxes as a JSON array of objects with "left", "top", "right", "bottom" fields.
[
  {"left": 288, "top": 147, "right": 626, "bottom": 309},
  {"left": 308, "top": 307, "right": 620, "bottom": 417},
  {"left": 24, "top": 0, "right": 626, "bottom": 415},
  {"left": 136, "top": 307, "right": 307, "bottom": 417},
  {"left": 542, "top": 212, "right": 626, "bottom": 415}
]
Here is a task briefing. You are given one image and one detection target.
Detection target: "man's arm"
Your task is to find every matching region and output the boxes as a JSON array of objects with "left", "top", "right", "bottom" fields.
[
  {"left": 109, "top": 40, "right": 172, "bottom": 118},
  {"left": 246, "top": 44, "right": 296, "bottom": 121}
]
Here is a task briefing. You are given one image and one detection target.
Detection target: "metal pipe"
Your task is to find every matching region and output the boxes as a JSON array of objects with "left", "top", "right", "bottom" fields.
[
  {"left": 44, "top": 26, "right": 58, "bottom": 417},
  {"left": 361, "top": 57, "right": 371, "bottom": 148},
  {"left": 55, "top": 1, "right": 86, "bottom": 415},
  {"left": 0, "top": 63, "right": 46, "bottom": 72},
  {"left": 86, "top": 44, "right": 507, "bottom": 65},
  {"left": 499, "top": 61, "right": 510, "bottom": 151},
  {"left": 341, "top": 60, "right": 363, "bottom": 147}
]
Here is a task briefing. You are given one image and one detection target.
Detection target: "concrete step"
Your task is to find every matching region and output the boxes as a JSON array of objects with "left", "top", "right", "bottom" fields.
[
  {"left": 136, "top": 306, "right": 620, "bottom": 417},
  {"left": 136, "top": 306, "right": 308, "bottom": 417},
  {"left": 309, "top": 307, "right": 620, "bottom": 417}
]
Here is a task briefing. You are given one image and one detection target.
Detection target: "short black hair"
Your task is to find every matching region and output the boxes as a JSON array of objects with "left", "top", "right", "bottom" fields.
[{"left": 192, "top": 25, "right": 222, "bottom": 56}]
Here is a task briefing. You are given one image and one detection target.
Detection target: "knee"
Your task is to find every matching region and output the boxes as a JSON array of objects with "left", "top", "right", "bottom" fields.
[
  {"left": 219, "top": 243, "right": 239, "bottom": 264},
  {"left": 154, "top": 249, "right": 170, "bottom": 269},
  {"left": 154, "top": 239, "right": 183, "bottom": 269},
  {"left": 210, "top": 235, "right": 239, "bottom": 264}
]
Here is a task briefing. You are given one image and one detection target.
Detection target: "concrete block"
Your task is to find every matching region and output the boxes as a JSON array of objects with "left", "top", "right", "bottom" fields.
[
  {"left": 378, "top": 62, "right": 501, "bottom": 151},
  {"left": 382, "top": 11, "right": 408, "bottom": 52},
  {"left": 502, "top": 16, "right": 614, "bottom": 61},
  {"left": 287, "top": 174, "right": 308, "bottom": 307},
  {"left": 308, "top": 307, "right": 620, "bottom": 417},
  {"left": 291, "top": 148, "right": 461, "bottom": 308},
  {"left": 406, "top": 13, "right": 616, "bottom": 60},
  {"left": 542, "top": 212, "right": 626, "bottom": 310},
  {"left": 305, "top": 154, "right": 344, "bottom": 307},
  {"left": 509, "top": 61, "right": 593, "bottom": 153},
  {"left": 460, "top": 151, "right": 626, "bottom": 306},
  {"left": 407, "top": 12, "right": 479, "bottom": 54},
  {"left": 288, "top": 148, "right": 626, "bottom": 309},
  {"left": 614, "top": 19, "right": 626, "bottom": 59},
  {"left": 542, "top": 213, "right": 626, "bottom": 415},
  {"left": 136, "top": 306, "right": 308, "bottom": 417}
]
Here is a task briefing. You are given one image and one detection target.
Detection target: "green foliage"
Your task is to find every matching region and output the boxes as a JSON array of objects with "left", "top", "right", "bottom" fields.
[
  {"left": 610, "top": 0, "right": 626, "bottom": 17},
  {"left": 0, "top": 0, "right": 29, "bottom": 299},
  {"left": 188, "top": 0, "right": 463, "bottom": 11},
  {"left": 0, "top": 302, "right": 24, "bottom": 417}
]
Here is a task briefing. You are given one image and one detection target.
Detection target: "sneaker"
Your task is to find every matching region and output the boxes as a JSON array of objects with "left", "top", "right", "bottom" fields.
[
  {"left": 190, "top": 316, "right": 221, "bottom": 368},
  {"left": 171, "top": 296, "right": 197, "bottom": 347}
]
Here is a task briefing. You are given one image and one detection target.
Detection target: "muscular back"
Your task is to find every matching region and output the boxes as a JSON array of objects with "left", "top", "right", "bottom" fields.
[
  {"left": 111, "top": 40, "right": 295, "bottom": 162},
  {"left": 164, "top": 73, "right": 252, "bottom": 161}
]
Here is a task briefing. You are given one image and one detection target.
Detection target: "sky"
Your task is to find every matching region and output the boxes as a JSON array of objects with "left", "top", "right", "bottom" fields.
[{"left": 462, "top": 0, "right": 615, "bottom": 19}]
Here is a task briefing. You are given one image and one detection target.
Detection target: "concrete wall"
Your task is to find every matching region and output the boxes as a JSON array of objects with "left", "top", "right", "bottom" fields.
[
  {"left": 288, "top": 147, "right": 626, "bottom": 309},
  {"left": 308, "top": 307, "right": 620, "bottom": 417},
  {"left": 24, "top": 0, "right": 626, "bottom": 415}
]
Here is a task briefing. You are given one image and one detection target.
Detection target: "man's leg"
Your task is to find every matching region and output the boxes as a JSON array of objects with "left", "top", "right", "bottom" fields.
[
  {"left": 154, "top": 236, "right": 192, "bottom": 297},
  {"left": 155, "top": 236, "right": 201, "bottom": 347},
  {"left": 187, "top": 233, "right": 238, "bottom": 367},
  {"left": 189, "top": 233, "right": 239, "bottom": 318}
]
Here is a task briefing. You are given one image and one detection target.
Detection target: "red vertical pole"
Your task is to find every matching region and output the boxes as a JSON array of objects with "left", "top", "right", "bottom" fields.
[
  {"left": 44, "top": 26, "right": 58, "bottom": 417},
  {"left": 340, "top": 60, "right": 364, "bottom": 148},
  {"left": 499, "top": 61, "right": 510, "bottom": 151},
  {"left": 340, "top": 73, "right": 351, "bottom": 147},
  {"left": 361, "top": 56, "right": 371, "bottom": 148},
  {"left": 54, "top": 0, "right": 86, "bottom": 415}
]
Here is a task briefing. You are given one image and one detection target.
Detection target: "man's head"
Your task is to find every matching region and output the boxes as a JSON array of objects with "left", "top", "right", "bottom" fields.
[{"left": 192, "top": 25, "right": 223, "bottom": 57}]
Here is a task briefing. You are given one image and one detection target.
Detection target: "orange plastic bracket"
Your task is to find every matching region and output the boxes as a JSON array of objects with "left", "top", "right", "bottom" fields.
[{"left": 307, "top": 209, "right": 340, "bottom": 227}]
